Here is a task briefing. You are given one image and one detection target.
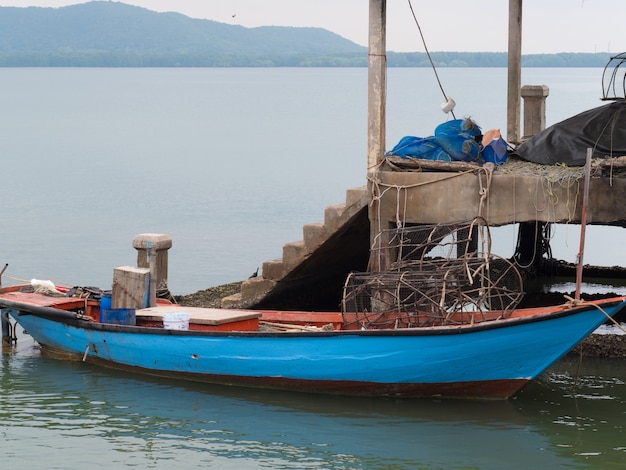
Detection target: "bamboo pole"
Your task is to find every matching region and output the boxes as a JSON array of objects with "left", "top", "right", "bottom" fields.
[{"left": 575, "top": 149, "right": 593, "bottom": 300}]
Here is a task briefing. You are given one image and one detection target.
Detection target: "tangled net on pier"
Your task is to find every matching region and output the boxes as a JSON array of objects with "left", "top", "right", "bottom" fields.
[{"left": 342, "top": 218, "right": 524, "bottom": 329}]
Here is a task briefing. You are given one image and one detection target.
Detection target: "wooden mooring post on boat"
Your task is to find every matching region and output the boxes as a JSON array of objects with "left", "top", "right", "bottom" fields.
[
  {"left": 108, "top": 234, "right": 173, "bottom": 309},
  {"left": 0, "top": 264, "right": 15, "bottom": 345},
  {"left": 112, "top": 266, "right": 151, "bottom": 309},
  {"left": 1, "top": 309, "right": 14, "bottom": 345}
]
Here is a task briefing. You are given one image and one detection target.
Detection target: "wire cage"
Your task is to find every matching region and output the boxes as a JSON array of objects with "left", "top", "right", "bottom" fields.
[
  {"left": 382, "top": 217, "right": 492, "bottom": 265},
  {"left": 342, "top": 218, "right": 524, "bottom": 329},
  {"left": 601, "top": 52, "right": 626, "bottom": 101}
]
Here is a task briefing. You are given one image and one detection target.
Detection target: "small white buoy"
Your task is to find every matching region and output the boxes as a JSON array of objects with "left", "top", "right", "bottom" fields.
[{"left": 440, "top": 97, "right": 456, "bottom": 114}]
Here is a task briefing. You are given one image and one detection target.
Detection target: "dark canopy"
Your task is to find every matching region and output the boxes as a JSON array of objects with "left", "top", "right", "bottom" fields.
[{"left": 514, "top": 101, "right": 626, "bottom": 166}]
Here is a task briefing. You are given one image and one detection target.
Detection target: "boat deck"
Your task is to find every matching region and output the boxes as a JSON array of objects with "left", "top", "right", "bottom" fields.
[{"left": 136, "top": 305, "right": 262, "bottom": 331}]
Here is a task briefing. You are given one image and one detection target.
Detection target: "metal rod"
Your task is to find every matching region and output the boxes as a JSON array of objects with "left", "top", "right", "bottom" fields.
[
  {"left": 575, "top": 149, "right": 593, "bottom": 300},
  {"left": 0, "top": 263, "right": 8, "bottom": 286}
]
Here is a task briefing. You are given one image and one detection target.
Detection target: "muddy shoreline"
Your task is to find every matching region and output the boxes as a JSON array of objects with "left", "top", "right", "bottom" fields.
[{"left": 176, "top": 282, "right": 626, "bottom": 359}]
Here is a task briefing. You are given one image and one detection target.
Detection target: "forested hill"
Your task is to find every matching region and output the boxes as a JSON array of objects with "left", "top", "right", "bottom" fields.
[
  {"left": 0, "top": 2, "right": 614, "bottom": 67},
  {"left": 0, "top": 1, "right": 366, "bottom": 66}
]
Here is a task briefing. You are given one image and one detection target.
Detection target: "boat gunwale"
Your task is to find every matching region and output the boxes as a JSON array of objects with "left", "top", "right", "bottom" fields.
[{"left": 3, "top": 296, "right": 626, "bottom": 338}]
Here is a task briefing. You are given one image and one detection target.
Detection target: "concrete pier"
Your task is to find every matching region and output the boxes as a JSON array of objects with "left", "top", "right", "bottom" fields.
[
  {"left": 368, "top": 161, "right": 625, "bottom": 272},
  {"left": 218, "top": 87, "right": 625, "bottom": 310},
  {"left": 216, "top": 1, "right": 625, "bottom": 310}
]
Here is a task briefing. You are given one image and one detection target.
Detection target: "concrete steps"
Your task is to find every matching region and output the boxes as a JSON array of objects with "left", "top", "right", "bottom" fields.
[{"left": 221, "top": 186, "right": 370, "bottom": 308}]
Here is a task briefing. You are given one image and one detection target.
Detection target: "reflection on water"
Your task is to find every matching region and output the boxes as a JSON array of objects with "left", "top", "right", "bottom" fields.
[
  {"left": 3, "top": 336, "right": 625, "bottom": 469},
  {"left": 516, "top": 356, "right": 626, "bottom": 469}
]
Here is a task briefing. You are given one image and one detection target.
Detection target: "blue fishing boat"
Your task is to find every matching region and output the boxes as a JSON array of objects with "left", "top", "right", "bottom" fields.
[{"left": 2, "top": 282, "right": 624, "bottom": 399}]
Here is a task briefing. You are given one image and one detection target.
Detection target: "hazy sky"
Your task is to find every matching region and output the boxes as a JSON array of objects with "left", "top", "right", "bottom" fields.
[{"left": 1, "top": 0, "right": 624, "bottom": 54}]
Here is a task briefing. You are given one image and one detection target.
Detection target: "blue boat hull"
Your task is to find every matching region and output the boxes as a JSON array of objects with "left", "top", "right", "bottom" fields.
[{"left": 7, "top": 298, "right": 626, "bottom": 398}]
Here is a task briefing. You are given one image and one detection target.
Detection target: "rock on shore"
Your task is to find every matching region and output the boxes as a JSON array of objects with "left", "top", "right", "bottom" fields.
[
  {"left": 176, "top": 282, "right": 243, "bottom": 309},
  {"left": 570, "top": 326, "right": 626, "bottom": 358}
]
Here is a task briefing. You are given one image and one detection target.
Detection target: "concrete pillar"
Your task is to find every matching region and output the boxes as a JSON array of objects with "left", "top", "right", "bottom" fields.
[
  {"left": 514, "top": 221, "right": 550, "bottom": 275},
  {"left": 518, "top": 84, "right": 550, "bottom": 277},
  {"left": 506, "top": 0, "right": 522, "bottom": 145},
  {"left": 521, "top": 85, "right": 549, "bottom": 139},
  {"left": 367, "top": 0, "right": 386, "bottom": 173},
  {"left": 132, "top": 233, "right": 172, "bottom": 301}
]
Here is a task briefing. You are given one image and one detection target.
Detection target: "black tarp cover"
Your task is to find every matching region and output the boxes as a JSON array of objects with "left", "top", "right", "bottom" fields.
[{"left": 514, "top": 100, "right": 626, "bottom": 166}]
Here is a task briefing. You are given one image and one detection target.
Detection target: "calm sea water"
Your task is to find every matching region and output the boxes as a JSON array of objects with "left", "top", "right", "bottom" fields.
[
  {"left": 0, "top": 67, "right": 623, "bottom": 295},
  {"left": 2, "top": 334, "right": 626, "bottom": 469},
  {"left": 1, "top": 68, "right": 626, "bottom": 469},
  {"left": 0, "top": 67, "right": 367, "bottom": 294}
]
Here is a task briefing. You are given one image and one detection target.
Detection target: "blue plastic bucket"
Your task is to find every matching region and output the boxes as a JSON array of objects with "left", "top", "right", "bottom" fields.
[
  {"left": 100, "top": 292, "right": 112, "bottom": 310},
  {"left": 101, "top": 308, "right": 136, "bottom": 326}
]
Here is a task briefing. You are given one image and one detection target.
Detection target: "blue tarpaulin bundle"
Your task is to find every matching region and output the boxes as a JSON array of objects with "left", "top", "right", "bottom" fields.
[
  {"left": 385, "top": 136, "right": 452, "bottom": 162},
  {"left": 386, "top": 118, "right": 483, "bottom": 163}
]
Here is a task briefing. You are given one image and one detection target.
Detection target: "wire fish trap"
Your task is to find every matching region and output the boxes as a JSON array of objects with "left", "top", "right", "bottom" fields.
[
  {"left": 601, "top": 52, "right": 626, "bottom": 101},
  {"left": 377, "top": 217, "right": 492, "bottom": 267},
  {"left": 343, "top": 219, "right": 524, "bottom": 329},
  {"left": 342, "top": 256, "right": 523, "bottom": 329}
]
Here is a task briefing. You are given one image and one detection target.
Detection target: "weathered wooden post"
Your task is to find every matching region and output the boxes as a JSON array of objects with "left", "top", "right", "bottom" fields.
[
  {"left": 1, "top": 310, "right": 13, "bottom": 344},
  {"left": 367, "top": 0, "right": 388, "bottom": 272},
  {"left": 507, "top": 0, "right": 522, "bottom": 145},
  {"left": 112, "top": 266, "right": 150, "bottom": 310},
  {"left": 367, "top": 0, "right": 386, "bottom": 173}
]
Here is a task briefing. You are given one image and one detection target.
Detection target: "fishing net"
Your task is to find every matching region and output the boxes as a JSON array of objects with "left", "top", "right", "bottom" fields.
[{"left": 342, "top": 218, "right": 524, "bottom": 329}]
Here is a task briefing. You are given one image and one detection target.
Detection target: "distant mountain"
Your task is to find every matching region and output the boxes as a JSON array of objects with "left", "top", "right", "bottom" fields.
[
  {"left": 0, "top": 1, "right": 366, "bottom": 66},
  {"left": 0, "top": 2, "right": 615, "bottom": 67}
]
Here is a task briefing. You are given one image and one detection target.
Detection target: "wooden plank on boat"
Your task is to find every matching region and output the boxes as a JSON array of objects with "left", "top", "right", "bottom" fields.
[
  {"left": 2, "top": 291, "right": 85, "bottom": 309},
  {"left": 259, "top": 310, "right": 344, "bottom": 329},
  {"left": 112, "top": 266, "right": 150, "bottom": 309},
  {"left": 136, "top": 305, "right": 262, "bottom": 326},
  {"left": 0, "top": 291, "right": 86, "bottom": 310}
]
